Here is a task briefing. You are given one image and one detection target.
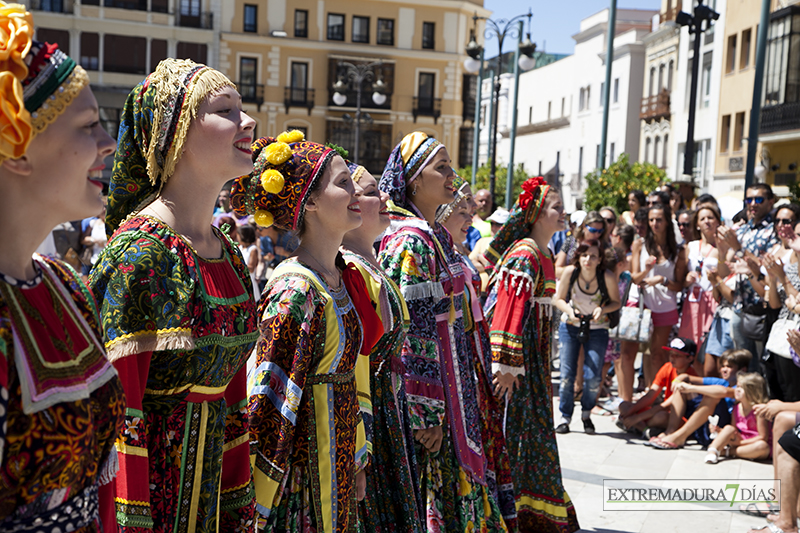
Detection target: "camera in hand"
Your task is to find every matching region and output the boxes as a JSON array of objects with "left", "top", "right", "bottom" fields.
[{"left": 577, "top": 313, "right": 591, "bottom": 343}]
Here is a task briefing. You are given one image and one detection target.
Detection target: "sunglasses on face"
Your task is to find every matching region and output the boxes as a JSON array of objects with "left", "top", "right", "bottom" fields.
[
  {"left": 745, "top": 197, "right": 766, "bottom": 205},
  {"left": 777, "top": 218, "right": 795, "bottom": 226},
  {"left": 603, "top": 217, "right": 616, "bottom": 225},
  {"left": 678, "top": 222, "right": 691, "bottom": 228},
  {"left": 586, "top": 226, "right": 604, "bottom": 234}
]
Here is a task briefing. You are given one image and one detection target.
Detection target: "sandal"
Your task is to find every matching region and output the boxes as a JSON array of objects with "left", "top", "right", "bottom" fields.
[
  {"left": 651, "top": 439, "right": 682, "bottom": 450},
  {"left": 747, "top": 522, "right": 796, "bottom": 533},
  {"left": 740, "top": 502, "right": 780, "bottom": 518}
]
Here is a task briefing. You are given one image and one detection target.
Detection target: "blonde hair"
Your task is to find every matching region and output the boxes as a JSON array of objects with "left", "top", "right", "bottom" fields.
[{"left": 736, "top": 372, "right": 769, "bottom": 405}]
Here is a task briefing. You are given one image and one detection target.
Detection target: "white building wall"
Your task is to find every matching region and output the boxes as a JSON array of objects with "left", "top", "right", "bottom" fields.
[{"left": 487, "top": 8, "right": 654, "bottom": 212}]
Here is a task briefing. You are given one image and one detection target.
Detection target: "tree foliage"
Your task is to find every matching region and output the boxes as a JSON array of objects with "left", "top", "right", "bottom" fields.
[
  {"left": 456, "top": 163, "right": 532, "bottom": 210},
  {"left": 584, "top": 153, "right": 668, "bottom": 214}
]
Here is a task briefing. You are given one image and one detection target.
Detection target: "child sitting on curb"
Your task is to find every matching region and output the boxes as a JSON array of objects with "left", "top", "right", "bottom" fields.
[
  {"left": 648, "top": 349, "right": 752, "bottom": 450},
  {"left": 616, "top": 337, "right": 698, "bottom": 436},
  {"left": 705, "top": 372, "right": 772, "bottom": 463}
]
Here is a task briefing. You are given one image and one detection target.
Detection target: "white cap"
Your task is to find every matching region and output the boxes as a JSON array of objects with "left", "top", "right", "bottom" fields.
[
  {"left": 570, "top": 210, "right": 587, "bottom": 225},
  {"left": 487, "top": 208, "right": 510, "bottom": 225}
]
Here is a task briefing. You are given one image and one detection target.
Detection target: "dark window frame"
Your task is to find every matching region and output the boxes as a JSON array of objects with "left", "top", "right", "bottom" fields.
[
  {"left": 422, "top": 21, "right": 435, "bottom": 49},
  {"left": 294, "top": 9, "right": 308, "bottom": 38},
  {"left": 80, "top": 32, "right": 99, "bottom": 71},
  {"left": 243, "top": 4, "right": 257, "bottom": 33},
  {"left": 377, "top": 18, "right": 394, "bottom": 46},
  {"left": 352, "top": 16, "right": 369, "bottom": 43},
  {"left": 327, "top": 13, "right": 345, "bottom": 41}
]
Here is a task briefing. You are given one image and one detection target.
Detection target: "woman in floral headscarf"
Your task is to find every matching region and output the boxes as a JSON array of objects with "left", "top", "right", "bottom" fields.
[
  {"left": 378, "top": 132, "right": 507, "bottom": 532},
  {"left": 483, "top": 178, "right": 580, "bottom": 533},
  {"left": 0, "top": 3, "right": 124, "bottom": 530},
  {"left": 232, "top": 133, "right": 382, "bottom": 533},
  {"left": 89, "top": 58, "right": 259, "bottom": 531}
]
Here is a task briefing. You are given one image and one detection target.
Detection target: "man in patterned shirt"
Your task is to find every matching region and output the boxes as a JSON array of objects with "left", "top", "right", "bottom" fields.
[{"left": 717, "top": 183, "right": 778, "bottom": 370}]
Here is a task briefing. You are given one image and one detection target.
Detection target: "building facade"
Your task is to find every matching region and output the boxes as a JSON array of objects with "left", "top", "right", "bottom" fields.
[
  {"left": 758, "top": 0, "right": 800, "bottom": 196},
  {"left": 219, "top": 0, "right": 487, "bottom": 175},
  {"left": 709, "top": 0, "right": 760, "bottom": 196},
  {"left": 639, "top": 0, "right": 680, "bottom": 181},
  {"left": 29, "top": 0, "right": 219, "bottom": 157},
  {"left": 491, "top": 8, "right": 654, "bottom": 211}
]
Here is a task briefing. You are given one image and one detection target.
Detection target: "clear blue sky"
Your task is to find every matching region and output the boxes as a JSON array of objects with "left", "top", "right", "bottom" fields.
[{"left": 480, "top": 0, "right": 663, "bottom": 57}]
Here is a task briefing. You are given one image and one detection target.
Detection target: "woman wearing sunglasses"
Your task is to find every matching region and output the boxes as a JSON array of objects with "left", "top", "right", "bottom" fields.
[
  {"left": 631, "top": 203, "right": 687, "bottom": 386},
  {"left": 768, "top": 204, "right": 800, "bottom": 271},
  {"left": 554, "top": 211, "right": 608, "bottom": 278}
]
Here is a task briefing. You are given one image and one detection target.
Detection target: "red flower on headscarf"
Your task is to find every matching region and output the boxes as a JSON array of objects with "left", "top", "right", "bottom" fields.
[{"left": 518, "top": 176, "right": 547, "bottom": 211}]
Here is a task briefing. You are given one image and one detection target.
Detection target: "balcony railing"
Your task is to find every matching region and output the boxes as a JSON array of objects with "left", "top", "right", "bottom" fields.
[
  {"left": 640, "top": 90, "right": 670, "bottom": 122},
  {"left": 412, "top": 97, "right": 441, "bottom": 124},
  {"left": 239, "top": 82, "right": 264, "bottom": 110},
  {"left": 31, "top": 0, "right": 73, "bottom": 13},
  {"left": 103, "top": 0, "right": 146, "bottom": 10},
  {"left": 760, "top": 102, "right": 800, "bottom": 135},
  {"left": 284, "top": 87, "right": 315, "bottom": 115},
  {"left": 177, "top": 11, "right": 213, "bottom": 29}
]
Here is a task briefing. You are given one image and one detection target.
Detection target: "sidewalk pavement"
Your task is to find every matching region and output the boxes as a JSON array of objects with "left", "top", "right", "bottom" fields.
[{"left": 553, "top": 399, "right": 776, "bottom": 533}]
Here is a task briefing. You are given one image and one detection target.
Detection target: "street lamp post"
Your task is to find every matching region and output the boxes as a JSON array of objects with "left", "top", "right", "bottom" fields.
[
  {"left": 332, "top": 61, "right": 387, "bottom": 165},
  {"left": 676, "top": 0, "right": 719, "bottom": 182},
  {"left": 464, "top": 10, "right": 536, "bottom": 208}
]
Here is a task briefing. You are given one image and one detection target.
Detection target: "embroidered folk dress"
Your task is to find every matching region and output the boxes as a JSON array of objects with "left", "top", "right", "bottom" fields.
[
  {"left": 485, "top": 238, "right": 580, "bottom": 533},
  {"left": 379, "top": 211, "right": 506, "bottom": 533},
  {"left": 0, "top": 255, "right": 125, "bottom": 531},
  {"left": 90, "top": 216, "right": 259, "bottom": 532},
  {"left": 341, "top": 250, "right": 424, "bottom": 533},
  {"left": 249, "top": 258, "right": 368, "bottom": 533},
  {"left": 459, "top": 256, "right": 517, "bottom": 528}
]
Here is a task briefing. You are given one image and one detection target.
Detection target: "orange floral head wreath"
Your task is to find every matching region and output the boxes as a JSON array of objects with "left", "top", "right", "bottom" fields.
[{"left": 0, "top": 2, "right": 89, "bottom": 163}]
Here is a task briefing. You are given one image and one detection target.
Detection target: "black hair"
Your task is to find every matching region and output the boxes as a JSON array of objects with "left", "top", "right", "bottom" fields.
[
  {"left": 605, "top": 245, "right": 627, "bottom": 271},
  {"left": 239, "top": 224, "right": 256, "bottom": 245},
  {"left": 747, "top": 183, "right": 775, "bottom": 200},
  {"left": 614, "top": 224, "right": 636, "bottom": 252},
  {"left": 629, "top": 189, "right": 647, "bottom": 208},
  {"left": 645, "top": 203, "right": 679, "bottom": 261},
  {"left": 648, "top": 190, "right": 671, "bottom": 206},
  {"left": 634, "top": 207, "right": 649, "bottom": 222},
  {"left": 677, "top": 208, "right": 698, "bottom": 241},
  {"left": 570, "top": 240, "right": 608, "bottom": 271},
  {"left": 732, "top": 209, "right": 748, "bottom": 224},
  {"left": 695, "top": 193, "right": 718, "bottom": 206},
  {"left": 775, "top": 203, "right": 800, "bottom": 222}
]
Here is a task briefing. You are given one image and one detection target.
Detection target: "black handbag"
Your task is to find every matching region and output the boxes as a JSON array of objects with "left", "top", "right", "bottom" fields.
[{"left": 741, "top": 303, "right": 768, "bottom": 341}]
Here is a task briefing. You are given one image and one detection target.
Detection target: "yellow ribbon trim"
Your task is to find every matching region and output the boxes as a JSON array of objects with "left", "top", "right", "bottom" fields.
[
  {"left": 516, "top": 494, "right": 572, "bottom": 519},
  {"left": 115, "top": 442, "right": 148, "bottom": 457},
  {"left": 222, "top": 433, "right": 249, "bottom": 452}
]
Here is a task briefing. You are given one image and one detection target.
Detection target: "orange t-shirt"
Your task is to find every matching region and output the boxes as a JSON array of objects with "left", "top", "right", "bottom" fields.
[{"left": 652, "top": 362, "right": 698, "bottom": 400}]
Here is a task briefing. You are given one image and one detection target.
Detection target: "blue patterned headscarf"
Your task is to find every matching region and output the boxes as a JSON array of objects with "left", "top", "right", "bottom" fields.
[{"left": 378, "top": 131, "right": 443, "bottom": 209}]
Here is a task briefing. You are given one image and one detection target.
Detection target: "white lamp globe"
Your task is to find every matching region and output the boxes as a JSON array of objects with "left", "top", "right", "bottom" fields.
[
  {"left": 518, "top": 54, "right": 536, "bottom": 71},
  {"left": 463, "top": 57, "right": 481, "bottom": 74},
  {"left": 332, "top": 92, "right": 347, "bottom": 106},
  {"left": 372, "top": 92, "right": 387, "bottom": 106}
]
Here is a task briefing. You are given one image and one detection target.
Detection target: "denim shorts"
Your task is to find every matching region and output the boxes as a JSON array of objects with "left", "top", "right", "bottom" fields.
[{"left": 705, "top": 314, "right": 733, "bottom": 358}]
